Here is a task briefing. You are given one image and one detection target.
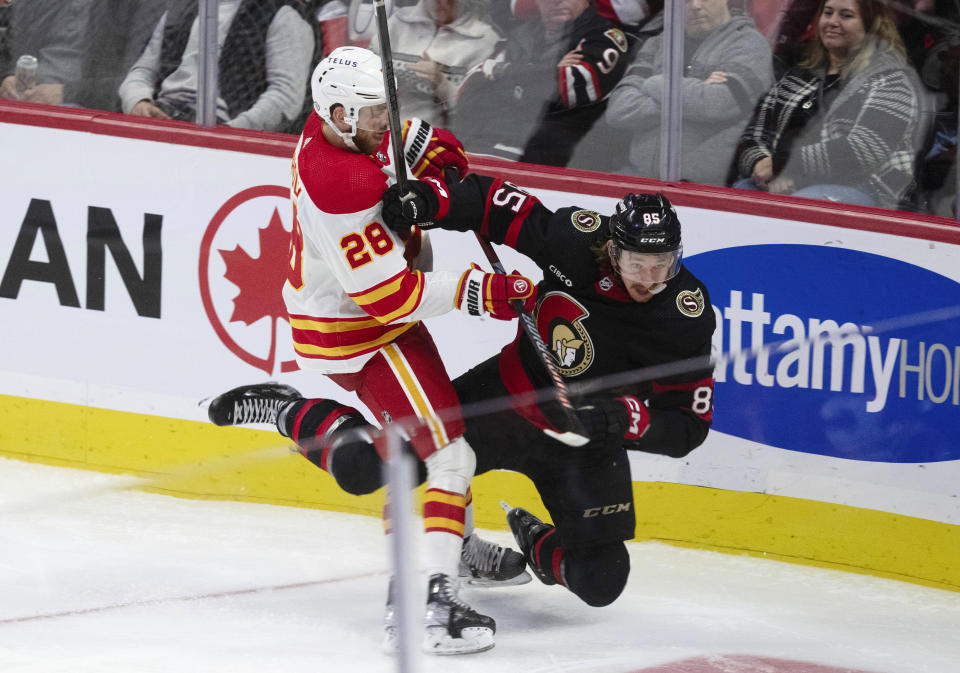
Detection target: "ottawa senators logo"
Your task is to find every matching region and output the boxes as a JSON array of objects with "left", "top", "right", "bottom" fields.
[
  {"left": 535, "top": 292, "right": 594, "bottom": 376},
  {"left": 604, "top": 28, "right": 629, "bottom": 53},
  {"left": 570, "top": 209, "right": 602, "bottom": 233},
  {"left": 676, "top": 288, "right": 705, "bottom": 317}
]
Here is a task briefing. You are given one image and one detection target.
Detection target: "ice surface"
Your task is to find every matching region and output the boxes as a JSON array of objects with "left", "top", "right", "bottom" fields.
[{"left": 1, "top": 458, "right": 958, "bottom": 673}]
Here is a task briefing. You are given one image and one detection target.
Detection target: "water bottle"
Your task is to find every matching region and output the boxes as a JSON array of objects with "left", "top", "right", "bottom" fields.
[{"left": 15, "top": 54, "right": 38, "bottom": 95}]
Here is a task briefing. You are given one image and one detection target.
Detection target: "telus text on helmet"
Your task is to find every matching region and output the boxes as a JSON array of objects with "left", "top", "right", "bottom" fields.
[{"left": 328, "top": 58, "right": 359, "bottom": 67}]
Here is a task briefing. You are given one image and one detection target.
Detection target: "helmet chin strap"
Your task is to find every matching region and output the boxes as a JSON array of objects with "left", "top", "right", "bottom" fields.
[
  {"left": 331, "top": 121, "right": 361, "bottom": 152},
  {"left": 319, "top": 105, "right": 362, "bottom": 151}
]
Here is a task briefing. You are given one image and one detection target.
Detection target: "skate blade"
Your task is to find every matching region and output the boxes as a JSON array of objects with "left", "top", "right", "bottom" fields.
[
  {"left": 461, "top": 569, "right": 532, "bottom": 587},
  {"left": 422, "top": 626, "right": 495, "bottom": 655}
]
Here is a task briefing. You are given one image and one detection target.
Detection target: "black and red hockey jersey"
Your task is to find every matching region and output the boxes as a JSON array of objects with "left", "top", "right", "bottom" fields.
[
  {"left": 452, "top": 5, "right": 631, "bottom": 167},
  {"left": 437, "top": 174, "right": 716, "bottom": 457}
]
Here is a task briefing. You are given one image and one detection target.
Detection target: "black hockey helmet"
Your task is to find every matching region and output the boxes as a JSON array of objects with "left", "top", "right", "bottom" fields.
[
  {"left": 607, "top": 193, "right": 683, "bottom": 285},
  {"left": 608, "top": 192, "right": 681, "bottom": 253}
]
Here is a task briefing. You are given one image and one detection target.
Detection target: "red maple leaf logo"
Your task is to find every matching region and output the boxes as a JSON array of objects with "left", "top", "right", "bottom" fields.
[
  {"left": 219, "top": 207, "right": 290, "bottom": 327},
  {"left": 200, "top": 186, "right": 300, "bottom": 375}
]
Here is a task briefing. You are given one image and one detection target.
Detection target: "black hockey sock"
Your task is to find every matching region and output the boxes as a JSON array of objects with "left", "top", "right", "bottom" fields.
[
  {"left": 280, "top": 398, "right": 358, "bottom": 445},
  {"left": 286, "top": 398, "right": 384, "bottom": 495},
  {"left": 529, "top": 527, "right": 565, "bottom": 587}
]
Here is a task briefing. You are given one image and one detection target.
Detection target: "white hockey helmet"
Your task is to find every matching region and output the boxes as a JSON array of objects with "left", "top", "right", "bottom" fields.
[{"left": 311, "top": 46, "right": 387, "bottom": 143}]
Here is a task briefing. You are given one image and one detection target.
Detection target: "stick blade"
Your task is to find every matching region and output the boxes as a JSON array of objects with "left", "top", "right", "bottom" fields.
[{"left": 542, "top": 428, "right": 591, "bottom": 447}]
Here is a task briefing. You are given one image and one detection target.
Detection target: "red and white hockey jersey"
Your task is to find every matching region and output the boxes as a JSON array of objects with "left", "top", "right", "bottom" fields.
[{"left": 283, "top": 114, "right": 462, "bottom": 373}]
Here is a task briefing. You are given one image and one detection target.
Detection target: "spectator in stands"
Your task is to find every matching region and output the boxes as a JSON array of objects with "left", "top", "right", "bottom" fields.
[
  {"left": 118, "top": 0, "right": 314, "bottom": 132},
  {"left": 762, "top": 0, "right": 821, "bottom": 79},
  {"left": 368, "top": 0, "right": 502, "bottom": 127},
  {"left": 507, "top": 0, "right": 662, "bottom": 32},
  {"left": 66, "top": 0, "right": 167, "bottom": 112},
  {"left": 0, "top": 0, "right": 89, "bottom": 105},
  {"left": 732, "top": 0, "right": 921, "bottom": 208},
  {"left": 0, "top": 1, "right": 10, "bottom": 68},
  {"left": 0, "top": 0, "right": 165, "bottom": 112},
  {"left": 915, "top": 30, "right": 958, "bottom": 217},
  {"left": 452, "top": 0, "right": 631, "bottom": 166},
  {"left": 302, "top": 0, "right": 345, "bottom": 58},
  {"left": 898, "top": 0, "right": 959, "bottom": 216},
  {"left": 603, "top": 0, "right": 773, "bottom": 186}
]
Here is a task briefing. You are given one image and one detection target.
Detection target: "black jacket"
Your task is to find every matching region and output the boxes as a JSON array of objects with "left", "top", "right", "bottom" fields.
[{"left": 453, "top": 6, "right": 630, "bottom": 167}]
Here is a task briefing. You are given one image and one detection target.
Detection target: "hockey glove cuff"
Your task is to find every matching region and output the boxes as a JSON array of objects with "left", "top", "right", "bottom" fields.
[
  {"left": 401, "top": 118, "right": 469, "bottom": 182},
  {"left": 616, "top": 395, "right": 650, "bottom": 440},
  {"left": 567, "top": 395, "right": 650, "bottom": 448},
  {"left": 380, "top": 178, "right": 450, "bottom": 234},
  {"left": 455, "top": 264, "right": 534, "bottom": 320}
]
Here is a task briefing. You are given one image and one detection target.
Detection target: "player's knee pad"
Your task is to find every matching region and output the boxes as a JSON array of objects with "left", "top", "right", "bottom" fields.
[
  {"left": 423, "top": 435, "right": 475, "bottom": 495},
  {"left": 326, "top": 431, "right": 428, "bottom": 495},
  {"left": 326, "top": 434, "right": 384, "bottom": 495},
  {"left": 563, "top": 542, "right": 630, "bottom": 607},
  {"left": 293, "top": 401, "right": 383, "bottom": 496}
]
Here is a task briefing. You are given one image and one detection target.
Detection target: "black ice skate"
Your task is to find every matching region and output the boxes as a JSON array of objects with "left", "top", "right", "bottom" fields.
[
  {"left": 502, "top": 501, "right": 558, "bottom": 586},
  {"left": 423, "top": 573, "right": 496, "bottom": 654},
  {"left": 204, "top": 382, "right": 301, "bottom": 427},
  {"left": 459, "top": 534, "right": 531, "bottom": 587}
]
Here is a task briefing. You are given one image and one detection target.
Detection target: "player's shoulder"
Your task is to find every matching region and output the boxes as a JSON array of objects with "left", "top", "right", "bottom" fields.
[
  {"left": 552, "top": 205, "right": 608, "bottom": 243},
  {"left": 544, "top": 206, "right": 608, "bottom": 283},
  {"left": 297, "top": 125, "right": 386, "bottom": 215},
  {"left": 666, "top": 266, "right": 715, "bottom": 332}
]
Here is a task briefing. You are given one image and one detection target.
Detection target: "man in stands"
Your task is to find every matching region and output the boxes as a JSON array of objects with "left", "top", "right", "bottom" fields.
[
  {"left": 604, "top": 0, "right": 773, "bottom": 185},
  {"left": 451, "top": 0, "right": 631, "bottom": 166},
  {"left": 118, "top": 0, "right": 314, "bottom": 131}
]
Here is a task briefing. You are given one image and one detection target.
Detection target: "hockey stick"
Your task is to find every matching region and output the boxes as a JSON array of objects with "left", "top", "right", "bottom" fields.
[
  {"left": 372, "top": 2, "right": 587, "bottom": 446},
  {"left": 472, "top": 233, "right": 589, "bottom": 446},
  {"left": 373, "top": 0, "right": 409, "bottom": 195},
  {"left": 370, "top": 7, "right": 430, "bottom": 668}
]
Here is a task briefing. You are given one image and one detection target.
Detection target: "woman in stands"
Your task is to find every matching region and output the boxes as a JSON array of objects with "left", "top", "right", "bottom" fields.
[{"left": 731, "top": 0, "right": 921, "bottom": 208}]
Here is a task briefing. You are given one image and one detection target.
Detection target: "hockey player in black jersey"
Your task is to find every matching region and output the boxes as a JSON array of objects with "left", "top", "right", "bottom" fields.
[
  {"left": 206, "top": 178, "right": 715, "bottom": 610},
  {"left": 378, "top": 176, "right": 716, "bottom": 606}
]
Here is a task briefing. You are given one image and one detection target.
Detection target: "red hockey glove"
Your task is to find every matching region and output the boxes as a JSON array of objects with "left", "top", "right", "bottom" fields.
[
  {"left": 455, "top": 264, "right": 534, "bottom": 320},
  {"left": 550, "top": 395, "right": 649, "bottom": 449},
  {"left": 380, "top": 177, "right": 450, "bottom": 233},
  {"left": 401, "top": 118, "right": 469, "bottom": 182}
]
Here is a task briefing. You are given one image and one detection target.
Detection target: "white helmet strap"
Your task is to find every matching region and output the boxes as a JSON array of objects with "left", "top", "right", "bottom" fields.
[{"left": 321, "top": 102, "right": 361, "bottom": 151}]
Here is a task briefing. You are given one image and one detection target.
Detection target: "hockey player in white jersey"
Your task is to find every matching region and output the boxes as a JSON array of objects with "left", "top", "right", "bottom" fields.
[{"left": 208, "top": 46, "right": 532, "bottom": 654}]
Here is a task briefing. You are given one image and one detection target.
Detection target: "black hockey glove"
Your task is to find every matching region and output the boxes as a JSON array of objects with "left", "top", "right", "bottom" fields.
[
  {"left": 548, "top": 395, "right": 650, "bottom": 451},
  {"left": 380, "top": 178, "right": 449, "bottom": 234}
]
